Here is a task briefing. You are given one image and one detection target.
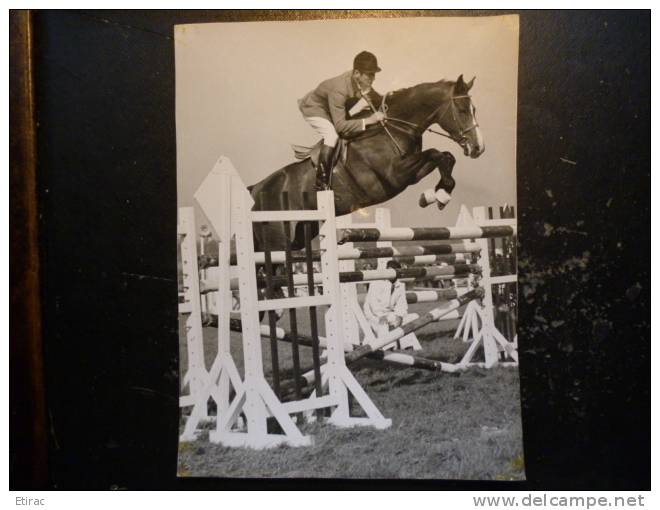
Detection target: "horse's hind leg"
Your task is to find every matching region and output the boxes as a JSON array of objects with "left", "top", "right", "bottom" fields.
[
  {"left": 253, "top": 222, "right": 290, "bottom": 323},
  {"left": 257, "top": 265, "right": 286, "bottom": 323},
  {"left": 254, "top": 222, "right": 318, "bottom": 323},
  {"left": 292, "top": 221, "right": 319, "bottom": 252}
]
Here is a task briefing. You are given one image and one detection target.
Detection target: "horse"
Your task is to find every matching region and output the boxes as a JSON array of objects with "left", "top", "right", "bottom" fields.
[{"left": 249, "top": 74, "right": 484, "bottom": 253}]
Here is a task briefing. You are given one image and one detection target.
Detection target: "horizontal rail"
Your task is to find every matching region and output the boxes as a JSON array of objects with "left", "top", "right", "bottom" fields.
[
  {"left": 405, "top": 288, "right": 461, "bottom": 303},
  {"left": 337, "top": 225, "right": 516, "bottom": 243},
  {"left": 250, "top": 210, "right": 327, "bottom": 222},
  {"left": 480, "top": 218, "right": 517, "bottom": 228},
  {"left": 490, "top": 275, "right": 518, "bottom": 285},
  {"left": 256, "top": 294, "right": 332, "bottom": 312},
  {"left": 281, "top": 394, "right": 339, "bottom": 415},
  {"left": 199, "top": 264, "right": 482, "bottom": 292},
  {"left": 196, "top": 242, "right": 481, "bottom": 268}
]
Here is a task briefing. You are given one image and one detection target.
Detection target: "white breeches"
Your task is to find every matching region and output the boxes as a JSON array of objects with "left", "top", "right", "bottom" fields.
[{"left": 304, "top": 116, "right": 339, "bottom": 147}]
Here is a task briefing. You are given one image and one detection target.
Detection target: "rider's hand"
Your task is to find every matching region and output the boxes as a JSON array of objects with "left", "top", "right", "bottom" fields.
[{"left": 367, "top": 111, "right": 386, "bottom": 125}]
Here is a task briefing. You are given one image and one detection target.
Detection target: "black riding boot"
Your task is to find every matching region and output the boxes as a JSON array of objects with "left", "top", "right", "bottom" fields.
[{"left": 315, "top": 144, "right": 334, "bottom": 191}]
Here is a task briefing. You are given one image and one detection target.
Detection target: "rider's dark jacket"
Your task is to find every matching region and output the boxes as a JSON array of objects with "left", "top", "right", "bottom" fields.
[{"left": 299, "top": 70, "right": 380, "bottom": 137}]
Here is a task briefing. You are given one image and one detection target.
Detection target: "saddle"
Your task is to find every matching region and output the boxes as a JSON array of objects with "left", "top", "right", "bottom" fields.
[{"left": 291, "top": 139, "right": 348, "bottom": 169}]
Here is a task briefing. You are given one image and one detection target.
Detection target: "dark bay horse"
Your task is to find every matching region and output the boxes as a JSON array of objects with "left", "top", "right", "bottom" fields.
[{"left": 249, "top": 75, "right": 484, "bottom": 252}]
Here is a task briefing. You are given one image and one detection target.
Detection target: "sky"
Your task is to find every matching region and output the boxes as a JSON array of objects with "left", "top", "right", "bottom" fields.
[{"left": 175, "top": 15, "right": 519, "bottom": 230}]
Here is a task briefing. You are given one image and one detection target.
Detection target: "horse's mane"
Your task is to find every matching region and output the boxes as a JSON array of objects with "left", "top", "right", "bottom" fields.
[
  {"left": 386, "top": 80, "right": 454, "bottom": 105},
  {"left": 384, "top": 80, "right": 455, "bottom": 118}
]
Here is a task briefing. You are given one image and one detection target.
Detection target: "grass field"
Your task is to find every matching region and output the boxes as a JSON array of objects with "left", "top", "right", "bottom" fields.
[{"left": 177, "top": 298, "right": 525, "bottom": 480}]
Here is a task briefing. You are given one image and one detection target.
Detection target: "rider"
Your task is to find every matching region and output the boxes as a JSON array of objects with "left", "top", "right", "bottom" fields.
[{"left": 298, "top": 51, "right": 387, "bottom": 190}]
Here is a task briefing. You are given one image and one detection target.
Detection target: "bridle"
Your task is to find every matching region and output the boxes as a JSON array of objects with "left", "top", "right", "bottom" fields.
[
  {"left": 425, "top": 94, "right": 480, "bottom": 143},
  {"left": 383, "top": 92, "right": 479, "bottom": 146}
]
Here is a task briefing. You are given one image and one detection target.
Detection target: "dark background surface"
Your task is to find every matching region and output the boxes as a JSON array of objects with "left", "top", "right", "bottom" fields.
[{"left": 15, "top": 10, "right": 650, "bottom": 489}]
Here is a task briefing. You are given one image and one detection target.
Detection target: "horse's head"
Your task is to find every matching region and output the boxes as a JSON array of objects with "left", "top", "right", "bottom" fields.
[{"left": 434, "top": 75, "right": 484, "bottom": 159}]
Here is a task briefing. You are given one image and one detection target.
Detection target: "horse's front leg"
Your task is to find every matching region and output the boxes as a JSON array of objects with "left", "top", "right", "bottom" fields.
[
  {"left": 419, "top": 149, "right": 456, "bottom": 210},
  {"left": 397, "top": 149, "right": 456, "bottom": 209}
]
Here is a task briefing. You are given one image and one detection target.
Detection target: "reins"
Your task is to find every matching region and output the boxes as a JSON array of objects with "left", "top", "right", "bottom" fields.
[{"left": 380, "top": 92, "right": 478, "bottom": 145}]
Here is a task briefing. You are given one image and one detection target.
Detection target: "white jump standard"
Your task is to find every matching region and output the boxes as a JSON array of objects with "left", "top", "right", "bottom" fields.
[{"left": 185, "top": 157, "right": 392, "bottom": 449}]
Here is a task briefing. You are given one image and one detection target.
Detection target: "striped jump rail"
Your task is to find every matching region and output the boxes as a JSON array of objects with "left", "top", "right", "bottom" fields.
[
  {"left": 337, "top": 225, "right": 516, "bottom": 244},
  {"left": 371, "top": 253, "right": 469, "bottom": 266},
  {"left": 405, "top": 288, "right": 461, "bottom": 303},
  {"left": 365, "top": 350, "right": 460, "bottom": 372},
  {"left": 198, "top": 264, "right": 481, "bottom": 293},
  {"left": 197, "top": 242, "right": 481, "bottom": 268}
]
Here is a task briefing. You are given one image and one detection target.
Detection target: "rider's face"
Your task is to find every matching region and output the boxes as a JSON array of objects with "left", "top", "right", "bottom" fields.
[{"left": 354, "top": 70, "right": 376, "bottom": 91}]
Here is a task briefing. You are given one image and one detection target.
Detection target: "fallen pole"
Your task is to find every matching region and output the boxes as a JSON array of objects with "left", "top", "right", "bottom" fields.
[
  {"left": 226, "top": 318, "right": 462, "bottom": 375},
  {"left": 345, "top": 288, "right": 484, "bottom": 363},
  {"left": 367, "top": 349, "right": 461, "bottom": 372},
  {"left": 279, "top": 288, "right": 484, "bottom": 394}
]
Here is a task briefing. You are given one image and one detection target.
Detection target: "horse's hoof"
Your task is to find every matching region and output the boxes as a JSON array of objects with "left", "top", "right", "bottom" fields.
[
  {"left": 418, "top": 188, "right": 435, "bottom": 208},
  {"left": 435, "top": 189, "right": 452, "bottom": 207}
]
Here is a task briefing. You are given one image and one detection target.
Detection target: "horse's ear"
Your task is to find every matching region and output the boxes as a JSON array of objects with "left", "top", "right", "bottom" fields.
[
  {"left": 466, "top": 76, "right": 476, "bottom": 91},
  {"left": 456, "top": 74, "right": 466, "bottom": 92}
]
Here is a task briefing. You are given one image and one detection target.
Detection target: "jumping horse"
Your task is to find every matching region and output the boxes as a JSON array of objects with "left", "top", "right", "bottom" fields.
[{"left": 249, "top": 75, "right": 484, "bottom": 253}]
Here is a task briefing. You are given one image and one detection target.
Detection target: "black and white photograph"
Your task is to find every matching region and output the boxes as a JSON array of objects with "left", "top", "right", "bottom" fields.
[
  {"left": 10, "top": 9, "right": 650, "bottom": 493},
  {"left": 175, "top": 15, "right": 522, "bottom": 479}
]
